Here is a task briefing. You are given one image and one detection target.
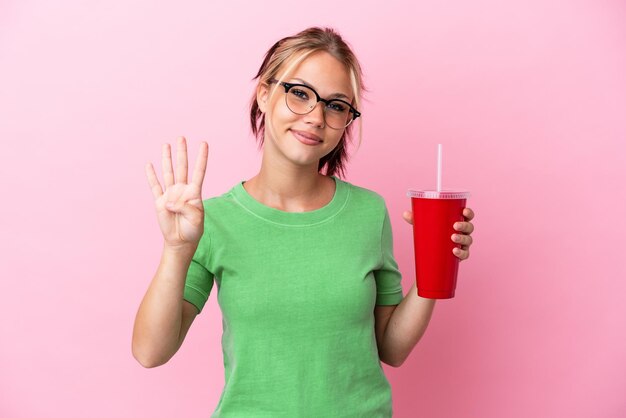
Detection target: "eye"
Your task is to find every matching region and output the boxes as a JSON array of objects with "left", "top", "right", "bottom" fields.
[
  {"left": 290, "top": 88, "right": 309, "bottom": 101},
  {"left": 326, "top": 101, "right": 348, "bottom": 113}
]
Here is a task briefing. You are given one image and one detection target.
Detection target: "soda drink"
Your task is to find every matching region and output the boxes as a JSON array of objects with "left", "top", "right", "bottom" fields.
[{"left": 407, "top": 190, "right": 471, "bottom": 299}]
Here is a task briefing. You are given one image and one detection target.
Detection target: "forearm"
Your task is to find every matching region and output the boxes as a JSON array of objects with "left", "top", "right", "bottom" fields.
[
  {"left": 132, "top": 244, "right": 196, "bottom": 367},
  {"left": 380, "top": 282, "right": 436, "bottom": 367}
]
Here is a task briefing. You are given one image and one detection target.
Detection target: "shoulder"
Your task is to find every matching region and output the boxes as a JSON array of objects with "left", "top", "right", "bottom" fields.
[
  {"left": 193, "top": 184, "right": 244, "bottom": 231},
  {"left": 200, "top": 183, "right": 240, "bottom": 211},
  {"left": 336, "top": 177, "right": 387, "bottom": 211}
]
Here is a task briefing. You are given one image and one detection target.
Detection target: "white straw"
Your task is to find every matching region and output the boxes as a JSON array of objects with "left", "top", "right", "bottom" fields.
[{"left": 437, "top": 144, "right": 442, "bottom": 192}]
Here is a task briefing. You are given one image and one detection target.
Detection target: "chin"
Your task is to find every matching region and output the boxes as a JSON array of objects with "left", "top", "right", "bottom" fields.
[
  {"left": 266, "top": 129, "right": 328, "bottom": 166},
  {"left": 284, "top": 148, "right": 324, "bottom": 168},
  {"left": 287, "top": 153, "right": 322, "bottom": 168}
]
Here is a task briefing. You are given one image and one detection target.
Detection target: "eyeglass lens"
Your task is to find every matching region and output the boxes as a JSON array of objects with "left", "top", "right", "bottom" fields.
[{"left": 285, "top": 85, "right": 353, "bottom": 129}]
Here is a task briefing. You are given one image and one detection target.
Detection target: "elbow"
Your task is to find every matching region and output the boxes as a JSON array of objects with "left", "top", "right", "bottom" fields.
[
  {"left": 134, "top": 355, "right": 160, "bottom": 369},
  {"left": 386, "top": 358, "right": 404, "bottom": 368},
  {"left": 133, "top": 349, "right": 166, "bottom": 368},
  {"left": 379, "top": 345, "right": 404, "bottom": 368},
  {"left": 132, "top": 340, "right": 168, "bottom": 369},
  {"left": 380, "top": 354, "right": 404, "bottom": 368}
]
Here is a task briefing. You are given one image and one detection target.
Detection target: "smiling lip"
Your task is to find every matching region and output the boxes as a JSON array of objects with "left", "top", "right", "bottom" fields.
[{"left": 291, "top": 129, "right": 323, "bottom": 145}]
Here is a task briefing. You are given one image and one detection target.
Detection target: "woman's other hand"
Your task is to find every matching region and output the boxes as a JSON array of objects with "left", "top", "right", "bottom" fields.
[{"left": 402, "top": 207, "right": 475, "bottom": 261}]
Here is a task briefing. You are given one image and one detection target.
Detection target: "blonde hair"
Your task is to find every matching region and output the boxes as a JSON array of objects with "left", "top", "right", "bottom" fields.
[{"left": 250, "top": 27, "right": 366, "bottom": 179}]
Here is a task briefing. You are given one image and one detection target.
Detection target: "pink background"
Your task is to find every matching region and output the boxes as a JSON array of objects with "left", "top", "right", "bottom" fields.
[{"left": 1, "top": 0, "right": 625, "bottom": 417}]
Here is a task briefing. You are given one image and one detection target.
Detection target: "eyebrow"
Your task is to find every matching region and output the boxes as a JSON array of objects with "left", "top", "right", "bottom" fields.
[{"left": 290, "top": 78, "right": 352, "bottom": 101}]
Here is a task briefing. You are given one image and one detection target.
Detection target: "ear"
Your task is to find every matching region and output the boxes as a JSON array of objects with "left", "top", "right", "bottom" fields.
[{"left": 256, "top": 82, "right": 270, "bottom": 114}]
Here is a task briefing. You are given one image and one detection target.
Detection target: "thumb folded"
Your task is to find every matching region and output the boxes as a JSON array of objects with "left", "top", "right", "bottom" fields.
[{"left": 170, "top": 201, "right": 202, "bottom": 224}]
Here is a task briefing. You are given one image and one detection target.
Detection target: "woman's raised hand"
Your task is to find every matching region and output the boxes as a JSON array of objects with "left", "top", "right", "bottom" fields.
[{"left": 145, "top": 137, "right": 209, "bottom": 249}]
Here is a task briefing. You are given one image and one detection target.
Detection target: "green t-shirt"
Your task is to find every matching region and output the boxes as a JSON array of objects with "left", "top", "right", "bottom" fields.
[{"left": 184, "top": 175, "right": 404, "bottom": 418}]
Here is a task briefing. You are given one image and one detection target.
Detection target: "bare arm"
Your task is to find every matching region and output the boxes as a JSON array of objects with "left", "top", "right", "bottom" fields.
[
  {"left": 377, "top": 282, "right": 436, "bottom": 367},
  {"left": 133, "top": 137, "right": 208, "bottom": 368},
  {"left": 377, "top": 207, "right": 474, "bottom": 367},
  {"left": 132, "top": 244, "right": 199, "bottom": 368}
]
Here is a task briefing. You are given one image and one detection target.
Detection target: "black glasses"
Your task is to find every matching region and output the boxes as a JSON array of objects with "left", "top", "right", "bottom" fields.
[{"left": 268, "top": 78, "right": 361, "bottom": 129}]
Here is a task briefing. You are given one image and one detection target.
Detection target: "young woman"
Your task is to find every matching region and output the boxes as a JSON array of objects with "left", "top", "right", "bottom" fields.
[{"left": 133, "top": 27, "right": 475, "bottom": 417}]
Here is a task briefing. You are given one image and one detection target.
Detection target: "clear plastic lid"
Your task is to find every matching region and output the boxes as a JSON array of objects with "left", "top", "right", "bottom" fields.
[{"left": 407, "top": 189, "right": 471, "bottom": 199}]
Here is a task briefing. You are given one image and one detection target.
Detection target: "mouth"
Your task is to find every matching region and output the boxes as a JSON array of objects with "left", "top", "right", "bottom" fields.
[{"left": 290, "top": 129, "right": 323, "bottom": 145}]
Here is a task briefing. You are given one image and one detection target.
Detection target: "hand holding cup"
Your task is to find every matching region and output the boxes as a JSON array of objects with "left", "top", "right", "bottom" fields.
[{"left": 403, "top": 207, "right": 475, "bottom": 261}]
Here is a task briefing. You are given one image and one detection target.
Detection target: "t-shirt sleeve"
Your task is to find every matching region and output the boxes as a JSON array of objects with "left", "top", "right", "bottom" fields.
[
  {"left": 183, "top": 231, "right": 215, "bottom": 314},
  {"left": 374, "top": 205, "right": 404, "bottom": 305}
]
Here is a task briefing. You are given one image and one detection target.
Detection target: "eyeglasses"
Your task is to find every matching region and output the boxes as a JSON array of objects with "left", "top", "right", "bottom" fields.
[{"left": 268, "top": 78, "right": 361, "bottom": 130}]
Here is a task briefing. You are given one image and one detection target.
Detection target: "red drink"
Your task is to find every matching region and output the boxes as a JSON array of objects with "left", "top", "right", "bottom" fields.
[{"left": 407, "top": 190, "right": 470, "bottom": 299}]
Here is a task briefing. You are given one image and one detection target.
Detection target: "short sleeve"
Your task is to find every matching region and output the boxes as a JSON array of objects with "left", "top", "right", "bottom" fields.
[
  {"left": 374, "top": 206, "right": 404, "bottom": 305},
  {"left": 183, "top": 231, "right": 215, "bottom": 314}
]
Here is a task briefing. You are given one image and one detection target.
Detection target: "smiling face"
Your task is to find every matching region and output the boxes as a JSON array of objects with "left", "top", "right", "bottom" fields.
[{"left": 256, "top": 50, "right": 354, "bottom": 171}]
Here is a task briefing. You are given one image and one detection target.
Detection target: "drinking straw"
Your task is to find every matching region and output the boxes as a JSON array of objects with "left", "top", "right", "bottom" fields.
[{"left": 437, "top": 144, "right": 442, "bottom": 192}]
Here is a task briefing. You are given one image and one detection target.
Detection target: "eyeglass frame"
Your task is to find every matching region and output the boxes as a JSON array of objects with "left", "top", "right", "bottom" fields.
[{"left": 267, "top": 78, "right": 361, "bottom": 129}]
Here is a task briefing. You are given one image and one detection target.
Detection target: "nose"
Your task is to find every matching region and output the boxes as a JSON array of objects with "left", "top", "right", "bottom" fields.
[{"left": 303, "top": 101, "right": 325, "bottom": 128}]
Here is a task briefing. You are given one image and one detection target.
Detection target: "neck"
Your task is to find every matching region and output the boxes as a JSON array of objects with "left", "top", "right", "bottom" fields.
[{"left": 244, "top": 145, "right": 333, "bottom": 212}]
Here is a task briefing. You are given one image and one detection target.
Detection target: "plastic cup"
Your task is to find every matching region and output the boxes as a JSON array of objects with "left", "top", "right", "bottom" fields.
[{"left": 407, "top": 189, "right": 471, "bottom": 299}]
